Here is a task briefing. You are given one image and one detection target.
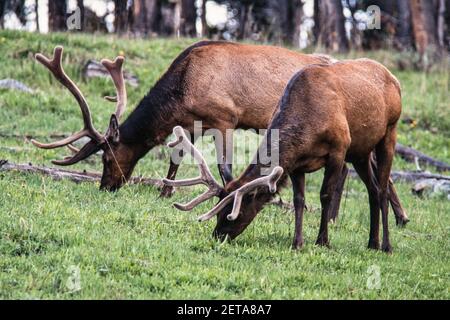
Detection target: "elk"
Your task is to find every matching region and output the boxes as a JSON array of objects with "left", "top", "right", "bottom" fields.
[
  {"left": 32, "top": 42, "right": 408, "bottom": 225},
  {"left": 165, "top": 58, "right": 402, "bottom": 253}
]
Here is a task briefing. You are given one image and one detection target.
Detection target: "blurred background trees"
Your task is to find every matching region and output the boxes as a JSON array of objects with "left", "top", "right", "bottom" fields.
[{"left": 0, "top": 0, "right": 448, "bottom": 66}]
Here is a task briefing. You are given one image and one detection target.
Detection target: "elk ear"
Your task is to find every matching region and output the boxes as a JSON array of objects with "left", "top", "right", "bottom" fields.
[{"left": 106, "top": 114, "right": 120, "bottom": 144}]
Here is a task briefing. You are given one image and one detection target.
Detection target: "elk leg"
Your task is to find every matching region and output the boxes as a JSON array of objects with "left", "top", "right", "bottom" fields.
[
  {"left": 215, "top": 129, "right": 234, "bottom": 185},
  {"left": 218, "top": 163, "right": 233, "bottom": 185},
  {"left": 328, "top": 164, "right": 349, "bottom": 222},
  {"left": 388, "top": 180, "right": 409, "bottom": 226},
  {"left": 290, "top": 170, "right": 306, "bottom": 250},
  {"left": 353, "top": 157, "right": 381, "bottom": 250},
  {"left": 375, "top": 127, "right": 396, "bottom": 253},
  {"left": 316, "top": 156, "right": 345, "bottom": 247},
  {"left": 160, "top": 134, "right": 197, "bottom": 198},
  {"left": 370, "top": 153, "right": 409, "bottom": 226},
  {"left": 160, "top": 152, "right": 181, "bottom": 198}
]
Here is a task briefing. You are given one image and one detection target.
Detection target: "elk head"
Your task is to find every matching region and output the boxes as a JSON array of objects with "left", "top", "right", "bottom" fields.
[
  {"left": 32, "top": 46, "right": 135, "bottom": 191},
  {"left": 163, "top": 126, "right": 284, "bottom": 240}
]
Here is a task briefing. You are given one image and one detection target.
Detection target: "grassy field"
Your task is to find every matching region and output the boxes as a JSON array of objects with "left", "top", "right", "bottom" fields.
[{"left": 0, "top": 30, "right": 449, "bottom": 299}]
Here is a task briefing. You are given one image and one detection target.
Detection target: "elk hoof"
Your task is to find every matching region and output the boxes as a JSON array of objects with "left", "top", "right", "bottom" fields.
[
  {"left": 159, "top": 186, "right": 175, "bottom": 198},
  {"left": 315, "top": 238, "right": 330, "bottom": 248},
  {"left": 395, "top": 215, "right": 410, "bottom": 228},
  {"left": 382, "top": 243, "right": 393, "bottom": 254},
  {"left": 327, "top": 214, "right": 338, "bottom": 223},
  {"left": 292, "top": 240, "right": 304, "bottom": 250},
  {"left": 368, "top": 240, "right": 380, "bottom": 250}
]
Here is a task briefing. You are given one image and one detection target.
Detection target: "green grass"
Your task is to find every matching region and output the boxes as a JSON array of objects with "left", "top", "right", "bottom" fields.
[{"left": 0, "top": 30, "right": 449, "bottom": 299}]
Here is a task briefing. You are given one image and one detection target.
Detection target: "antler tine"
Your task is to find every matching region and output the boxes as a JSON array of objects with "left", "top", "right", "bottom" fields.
[
  {"left": 32, "top": 46, "right": 103, "bottom": 152},
  {"left": 101, "top": 56, "right": 127, "bottom": 121},
  {"left": 67, "top": 144, "right": 80, "bottom": 153},
  {"left": 198, "top": 166, "right": 284, "bottom": 222},
  {"left": 163, "top": 126, "right": 223, "bottom": 210},
  {"left": 197, "top": 192, "right": 236, "bottom": 222},
  {"left": 173, "top": 189, "right": 222, "bottom": 211}
]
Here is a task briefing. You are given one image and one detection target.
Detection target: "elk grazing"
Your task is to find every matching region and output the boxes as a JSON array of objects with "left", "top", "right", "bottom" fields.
[
  {"left": 166, "top": 58, "right": 402, "bottom": 253},
  {"left": 32, "top": 42, "right": 407, "bottom": 225}
]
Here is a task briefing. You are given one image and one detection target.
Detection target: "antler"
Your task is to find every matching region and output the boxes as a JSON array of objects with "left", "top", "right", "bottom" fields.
[
  {"left": 31, "top": 46, "right": 104, "bottom": 164},
  {"left": 163, "top": 126, "right": 223, "bottom": 211},
  {"left": 101, "top": 56, "right": 127, "bottom": 120},
  {"left": 31, "top": 46, "right": 129, "bottom": 166},
  {"left": 197, "top": 166, "right": 284, "bottom": 222}
]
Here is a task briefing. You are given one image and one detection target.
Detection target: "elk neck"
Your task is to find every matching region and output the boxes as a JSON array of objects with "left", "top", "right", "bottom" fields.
[
  {"left": 117, "top": 69, "right": 187, "bottom": 157},
  {"left": 225, "top": 127, "right": 290, "bottom": 195}
]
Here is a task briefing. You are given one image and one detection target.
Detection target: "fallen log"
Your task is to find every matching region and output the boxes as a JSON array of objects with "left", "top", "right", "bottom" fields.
[
  {"left": 412, "top": 179, "right": 450, "bottom": 199},
  {"left": 2, "top": 132, "right": 449, "bottom": 173},
  {"left": 0, "top": 146, "right": 35, "bottom": 153},
  {"left": 2, "top": 160, "right": 449, "bottom": 211},
  {"left": 390, "top": 171, "right": 450, "bottom": 182},
  {"left": 348, "top": 168, "right": 450, "bottom": 183},
  {"left": 0, "top": 78, "right": 34, "bottom": 93},
  {"left": 2, "top": 160, "right": 449, "bottom": 187},
  {"left": 395, "top": 143, "right": 450, "bottom": 172},
  {"left": 0, "top": 133, "right": 68, "bottom": 139},
  {"left": 82, "top": 60, "right": 139, "bottom": 87},
  {"left": 0, "top": 160, "right": 296, "bottom": 211},
  {"left": 0, "top": 160, "right": 163, "bottom": 188}
]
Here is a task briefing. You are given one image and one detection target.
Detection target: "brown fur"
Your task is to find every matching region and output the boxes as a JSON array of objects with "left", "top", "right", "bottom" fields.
[
  {"left": 103, "top": 41, "right": 332, "bottom": 191},
  {"left": 99, "top": 41, "right": 407, "bottom": 225},
  {"left": 213, "top": 59, "right": 402, "bottom": 253}
]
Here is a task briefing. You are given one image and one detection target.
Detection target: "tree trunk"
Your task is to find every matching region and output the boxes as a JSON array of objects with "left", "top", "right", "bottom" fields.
[
  {"left": 313, "top": 0, "right": 320, "bottom": 45},
  {"left": 1, "top": 0, "right": 27, "bottom": 29},
  {"left": 437, "top": 0, "right": 446, "bottom": 47},
  {"left": 200, "top": 0, "right": 208, "bottom": 37},
  {"left": 0, "top": 0, "right": 4, "bottom": 29},
  {"left": 132, "top": 0, "right": 144, "bottom": 34},
  {"left": 181, "top": 0, "right": 197, "bottom": 37},
  {"left": 114, "top": 0, "right": 129, "bottom": 34},
  {"left": 173, "top": 0, "right": 182, "bottom": 36},
  {"left": 410, "top": 0, "right": 439, "bottom": 53},
  {"left": 35, "top": 0, "right": 39, "bottom": 32},
  {"left": 49, "top": 0, "right": 67, "bottom": 31},
  {"left": 361, "top": 0, "right": 396, "bottom": 50},
  {"left": 396, "top": 0, "right": 413, "bottom": 49},
  {"left": 11, "top": 0, "right": 27, "bottom": 25},
  {"left": 236, "top": 2, "right": 251, "bottom": 40},
  {"left": 410, "top": 0, "right": 441, "bottom": 66},
  {"left": 153, "top": 0, "right": 178, "bottom": 36},
  {"left": 446, "top": 0, "right": 450, "bottom": 49},
  {"left": 77, "top": 0, "right": 85, "bottom": 30},
  {"left": 285, "top": 0, "right": 303, "bottom": 47},
  {"left": 315, "top": 0, "right": 349, "bottom": 52},
  {"left": 83, "top": 7, "right": 108, "bottom": 33},
  {"left": 132, "top": 0, "right": 158, "bottom": 36}
]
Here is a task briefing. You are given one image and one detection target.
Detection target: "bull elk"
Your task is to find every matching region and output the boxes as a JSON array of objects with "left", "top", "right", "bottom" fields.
[
  {"left": 166, "top": 58, "right": 402, "bottom": 253},
  {"left": 32, "top": 42, "right": 408, "bottom": 225}
]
